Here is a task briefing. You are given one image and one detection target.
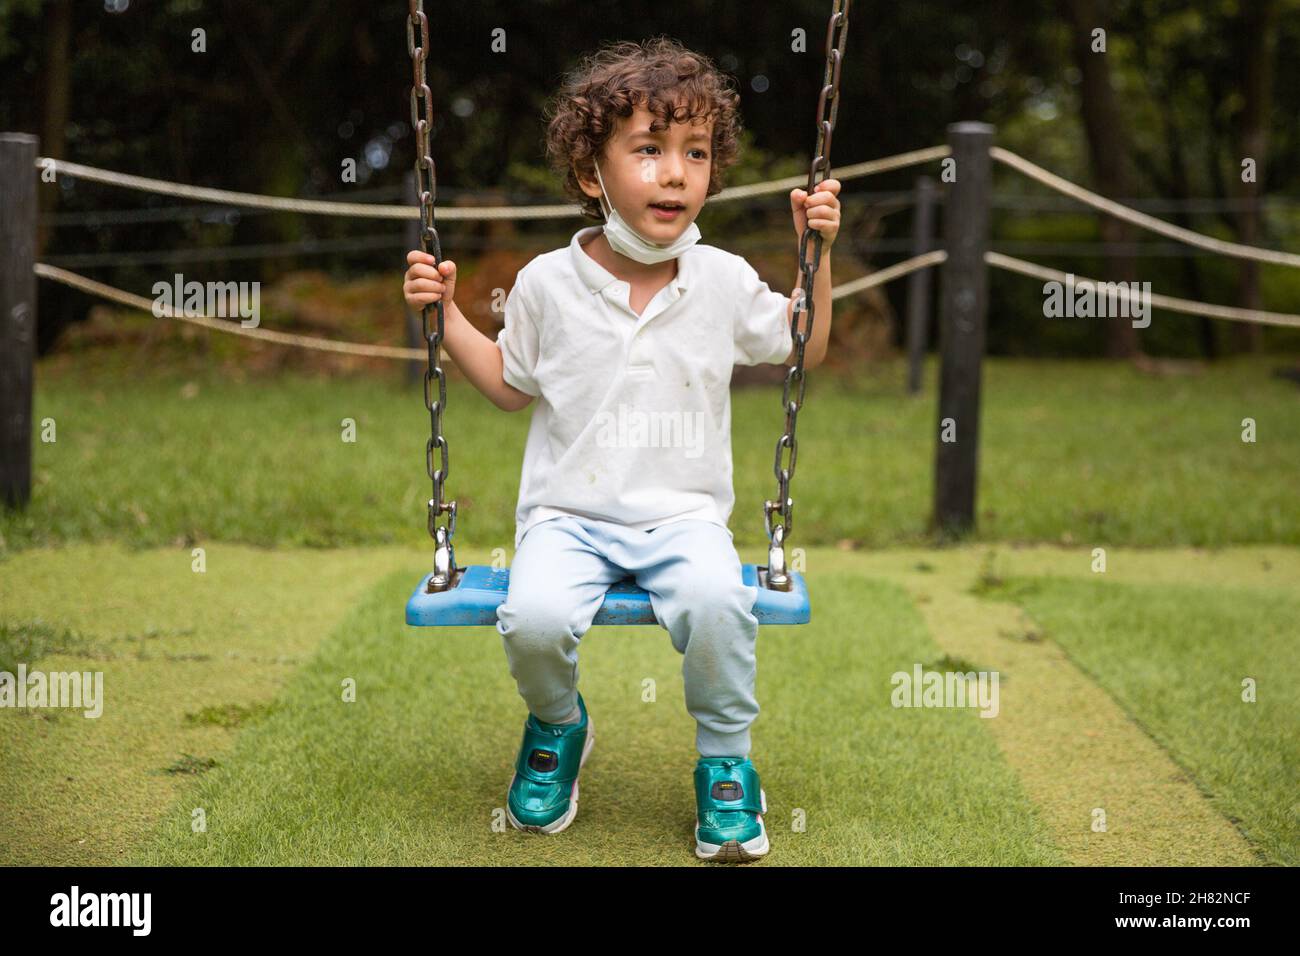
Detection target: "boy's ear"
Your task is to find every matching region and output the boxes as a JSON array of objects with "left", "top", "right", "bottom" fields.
[{"left": 573, "top": 161, "right": 600, "bottom": 199}]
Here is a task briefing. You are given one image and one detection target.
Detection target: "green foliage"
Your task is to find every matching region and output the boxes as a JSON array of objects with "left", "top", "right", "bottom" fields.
[{"left": 0, "top": 0, "right": 43, "bottom": 60}]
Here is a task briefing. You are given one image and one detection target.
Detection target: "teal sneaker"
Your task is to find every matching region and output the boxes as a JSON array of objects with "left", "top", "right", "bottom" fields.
[
  {"left": 694, "top": 756, "right": 769, "bottom": 862},
  {"left": 505, "top": 693, "right": 594, "bottom": 834}
]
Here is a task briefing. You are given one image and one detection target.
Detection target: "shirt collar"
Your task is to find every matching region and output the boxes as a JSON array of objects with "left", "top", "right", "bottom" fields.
[{"left": 570, "top": 225, "right": 691, "bottom": 296}]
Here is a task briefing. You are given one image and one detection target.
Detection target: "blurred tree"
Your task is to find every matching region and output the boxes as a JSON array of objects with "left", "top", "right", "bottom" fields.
[
  {"left": 1127, "top": 0, "right": 1218, "bottom": 358},
  {"left": 1061, "top": 0, "right": 1142, "bottom": 359},
  {"left": 36, "top": 0, "right": 68, "bottom": 256},
  {"left": 1231, "top": 0, "right": 1278, "bottom": 354}
]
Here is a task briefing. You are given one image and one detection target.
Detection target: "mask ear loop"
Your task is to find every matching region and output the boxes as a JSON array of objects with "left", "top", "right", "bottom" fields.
[{"left": 592, "top": 159, "right": 613, "bottom": 220}]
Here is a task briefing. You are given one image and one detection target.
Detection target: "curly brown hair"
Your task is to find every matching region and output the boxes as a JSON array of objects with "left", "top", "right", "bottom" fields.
[{"left": 543, "top": 36, "right": 743, "bottom": 221}]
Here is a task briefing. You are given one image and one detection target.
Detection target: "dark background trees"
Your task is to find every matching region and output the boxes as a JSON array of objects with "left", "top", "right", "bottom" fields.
[{"left": 2, "top": 0, "right": 1297, "bottom": 358}]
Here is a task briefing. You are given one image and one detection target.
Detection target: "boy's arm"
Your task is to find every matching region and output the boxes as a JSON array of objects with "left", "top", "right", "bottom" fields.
[
  {"left": 438, "top": 299, "right": 535, "bottom": 412},
  {"left": 404, "top": 251, "right": 534, "bottom": 413}
]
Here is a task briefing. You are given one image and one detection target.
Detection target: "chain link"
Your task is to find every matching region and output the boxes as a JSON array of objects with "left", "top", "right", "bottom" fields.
[
  {"left": 762, "top": 0, "right": 850, "bottom": 590},
  {"left": 409, "top": 0, "right": 457, "bottom": 591}
]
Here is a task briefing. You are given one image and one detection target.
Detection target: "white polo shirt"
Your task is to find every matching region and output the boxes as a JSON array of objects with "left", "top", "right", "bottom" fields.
[{"left": 495, "top": 224, "right": 794, "bottom": 550}]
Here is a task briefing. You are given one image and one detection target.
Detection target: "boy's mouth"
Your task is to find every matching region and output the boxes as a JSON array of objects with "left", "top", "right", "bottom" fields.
[{"left": 648, "top": 200, "right": 685, "bottom": 220}]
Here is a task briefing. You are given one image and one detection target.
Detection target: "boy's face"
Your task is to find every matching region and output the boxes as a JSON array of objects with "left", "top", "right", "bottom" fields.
[{"left": 579, "top": 102, "right": 713, "bottom": 245}]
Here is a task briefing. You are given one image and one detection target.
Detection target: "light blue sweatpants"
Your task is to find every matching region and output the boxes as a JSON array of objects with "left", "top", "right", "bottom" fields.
[{"left": 496, "top": 514, "right": 761, "bottom": 757}]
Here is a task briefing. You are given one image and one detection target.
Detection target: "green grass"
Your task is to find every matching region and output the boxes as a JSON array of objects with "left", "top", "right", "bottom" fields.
[
  {"left": 133, "top": 567, "right": 1064, "bottom": 866},
  {"left": 0, "top": 542, "right": 417, "bottom": 865},
  {"left": 982, "top": 573, "right": 1300, "bottom": 866},
  {"left": 183, "top": 702, "right": 280, "bottom": 729},
  {"left": 3, "top": 353, "right": 1298, "bottom": 558},
  {"left": 3, "top": 541, "right": 1291, "bottom": 866}
]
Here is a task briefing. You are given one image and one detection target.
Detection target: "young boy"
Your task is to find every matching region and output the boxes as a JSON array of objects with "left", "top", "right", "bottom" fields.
[{"left": 402, "top": 37, "right": 840, "bottom": 862}]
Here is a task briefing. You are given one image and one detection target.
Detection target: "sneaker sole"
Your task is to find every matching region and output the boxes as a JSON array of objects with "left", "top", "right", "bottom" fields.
[
  {"left": 506, "top": 713, "right": 595, "bottom": 835},
  {"left": 695, "top": 787, "right": 768, "bottom": 862}
]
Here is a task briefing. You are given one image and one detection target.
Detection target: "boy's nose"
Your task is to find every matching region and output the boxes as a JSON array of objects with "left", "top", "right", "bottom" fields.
[{"left": 658, "top": 157, "right": 686, "bottom": 185}]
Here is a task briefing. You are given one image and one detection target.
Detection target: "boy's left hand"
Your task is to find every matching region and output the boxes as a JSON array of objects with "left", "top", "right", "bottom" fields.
[{"left": 790, "top": 178, "right": 841, "bottom": 247}]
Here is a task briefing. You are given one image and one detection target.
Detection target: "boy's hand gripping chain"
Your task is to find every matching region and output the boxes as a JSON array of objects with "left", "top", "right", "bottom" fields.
[
  {"left": 409, "top": 1, "right": 458, "bottom": 593},
  {"left": 763, "top": 0, "right": 850, "bottom": 591}
]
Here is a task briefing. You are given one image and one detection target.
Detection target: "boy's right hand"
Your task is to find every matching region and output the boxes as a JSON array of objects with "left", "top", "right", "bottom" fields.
[{"left": 404, "top": 250, "right": 456, "bottom": 309}]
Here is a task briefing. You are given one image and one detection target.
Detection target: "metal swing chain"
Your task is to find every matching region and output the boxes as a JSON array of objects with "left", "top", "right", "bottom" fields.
[
  {"left": 408, "top": 0, "right": 458, "bottom": 593},
  {"left": 762, "top": 0, "right": 850, "bottom": 592}
]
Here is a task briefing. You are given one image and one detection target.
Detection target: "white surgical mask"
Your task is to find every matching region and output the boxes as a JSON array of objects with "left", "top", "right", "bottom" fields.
[{"left": 593, "top": 159, "right": 700, "bottom": 265}]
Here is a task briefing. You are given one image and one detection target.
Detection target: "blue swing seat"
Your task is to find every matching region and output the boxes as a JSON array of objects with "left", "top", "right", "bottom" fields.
[{"left": 406, "top": 563, "right": 810, "bottom": 627}]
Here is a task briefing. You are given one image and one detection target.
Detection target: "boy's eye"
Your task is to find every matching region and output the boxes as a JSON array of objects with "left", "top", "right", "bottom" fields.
[{"left": 637, "top": 145, "right": 709, "bottom": 159}]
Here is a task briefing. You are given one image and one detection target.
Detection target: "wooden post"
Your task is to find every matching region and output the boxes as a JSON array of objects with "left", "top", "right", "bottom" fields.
[
  {"left": 1, "top": 133, "right": 37, "bottom": 510},
  {"left": 932, "top": 122, "right": 993, "bottom": 538},
  {"left": 905, "top": 175, "right": 936, "bottom": 394},
  {"left": 403, "top": 170, "right": 423, "bottom": 385}
]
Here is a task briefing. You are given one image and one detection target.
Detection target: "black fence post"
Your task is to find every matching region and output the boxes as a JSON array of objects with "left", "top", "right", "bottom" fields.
[
  {"left": 1, "top": 133, "right": 37, "bottom": 510},
  {"left": 906, "top": 174, "right": 936, "bottom": 394},
  {"left": 932, "top": 122, "right": 993, "bottom": 538}
]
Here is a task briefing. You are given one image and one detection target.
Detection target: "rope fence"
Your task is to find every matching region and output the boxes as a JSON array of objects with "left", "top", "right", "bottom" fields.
[
  {"left": 35, "top": 254, "right": 949, "bottom": 360},
  {"left": 44, "top": 189, "right": 1300, "bottom": 229},
  {"left": 33, "top": 263, "right": 426, "bottom": 360},
  {"left": 42, "top": 236, "right": 1296, "bottom": 271},
  {"left": 34, "top": 148, "right": 951, "bottom": 221},
  {"left": 26, "top": 140, "right": 1300, "bottom": 360},
  {"left": 991, "top": 147, "right": 1300, "bottom": 269},
  {"left": 985, "top": 252, "right": 1300, "bottom": 329},
  {"left": 831, "top": 250, "right": 947, "bottom": 300},
  {"left": 37, "top": 147, "right": 1299, "bottom": 271}
]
